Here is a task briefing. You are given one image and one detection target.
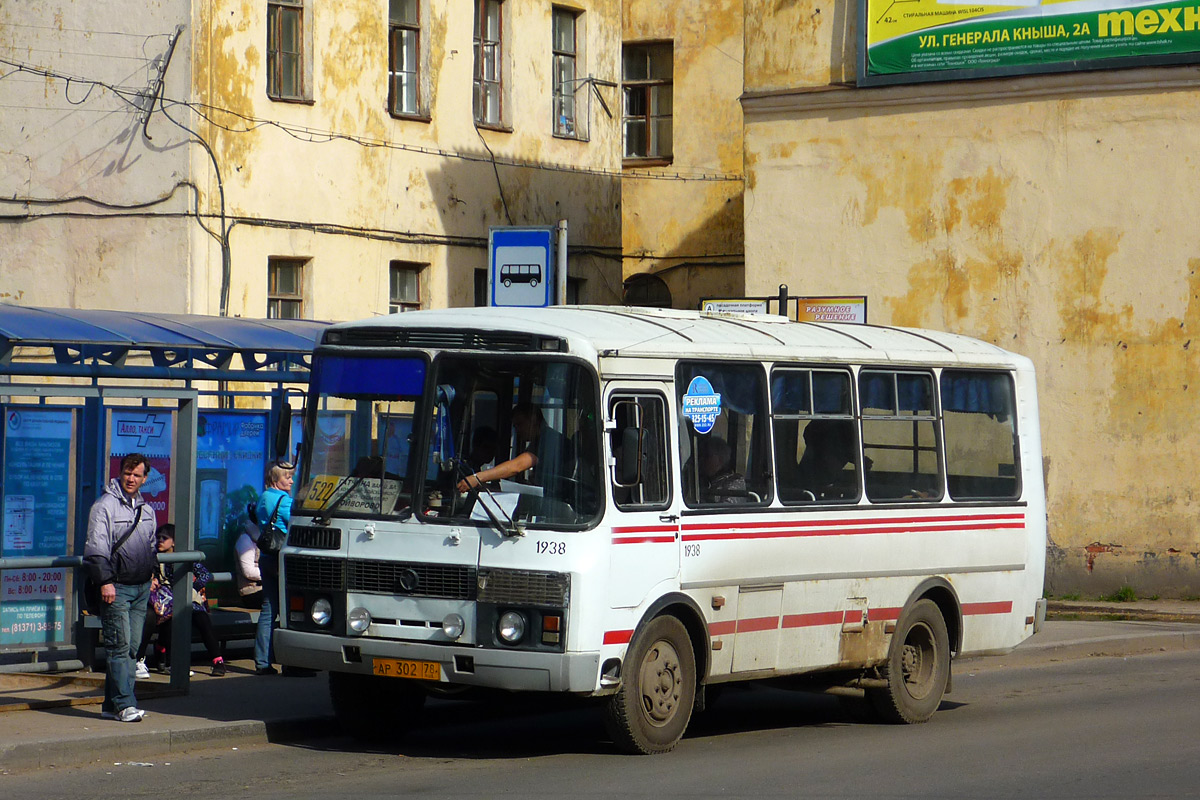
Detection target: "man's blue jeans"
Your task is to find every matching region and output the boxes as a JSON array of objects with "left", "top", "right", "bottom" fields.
[
  {"left": 101, "top": 579, "right": 151, "bottom": 713},
  {"left": 255, "top": 561, "right": 278, "bottom": 670}
]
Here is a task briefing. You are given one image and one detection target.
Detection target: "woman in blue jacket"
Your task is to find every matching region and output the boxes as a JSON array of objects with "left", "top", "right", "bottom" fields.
[{"left": 254, "top": 459, "right": 293, "bottom": 675}]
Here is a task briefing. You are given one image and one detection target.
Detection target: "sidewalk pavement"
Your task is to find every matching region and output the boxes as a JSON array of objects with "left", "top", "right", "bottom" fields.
[{"left": 1, "top": 600, "right": 1198, "bottom": 774}]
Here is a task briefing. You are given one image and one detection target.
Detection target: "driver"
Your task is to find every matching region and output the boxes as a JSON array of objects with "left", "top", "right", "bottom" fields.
[{"left": 456, "top": 403, "right": 568, "bottom": 493}]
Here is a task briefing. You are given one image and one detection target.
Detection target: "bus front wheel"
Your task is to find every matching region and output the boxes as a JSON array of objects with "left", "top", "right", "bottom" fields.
[
  {"left": 866, "top": 598, "right": 950, "bottom": 724},
  {"left": 330, "top": 671, "right": 425, "bottom": 741},
  {"left": 603, "top": 615, "right": 696, "bottom": 754}
]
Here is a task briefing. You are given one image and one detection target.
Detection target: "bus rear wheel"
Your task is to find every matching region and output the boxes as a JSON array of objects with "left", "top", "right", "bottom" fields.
[
  {"left": 603, "top": 615, "right": 696, "bottom": 754},
  {"left": 329, "top": 671, "right": 426, "bottom": 741},
  {"left": 867, "top": 598, "right": 950, "bottom": 724}
]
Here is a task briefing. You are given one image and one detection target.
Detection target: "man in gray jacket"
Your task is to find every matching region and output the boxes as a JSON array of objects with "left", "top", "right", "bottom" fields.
[{"left": 84, "top": 453, "right": 158, "bottom": 722}]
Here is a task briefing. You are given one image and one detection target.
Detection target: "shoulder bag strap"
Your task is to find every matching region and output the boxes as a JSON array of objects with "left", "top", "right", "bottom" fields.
[
  {"left": 109, "top": 505, "right": 145, "bottom": 557},
  {"left": 267, "top": 495, "right": 286, "bottom": 526}
]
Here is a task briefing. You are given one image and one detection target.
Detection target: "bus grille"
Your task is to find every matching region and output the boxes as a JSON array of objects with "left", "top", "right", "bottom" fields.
[
  {"left": 288, "top": 525, "right": 341, "bottom": 550},
  {"left": 477, "top": 568, "right": 570, "bottom": 607},
  {"left": 348, "top": 560, "right": 477, "bottom": 600},
  {"left": 285, "top": 555, "right": 345, "bottom": 591}
]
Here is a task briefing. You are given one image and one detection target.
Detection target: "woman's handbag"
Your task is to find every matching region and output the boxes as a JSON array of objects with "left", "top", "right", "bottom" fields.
[{"left": 256, "top": 496, "right": 288, "bottom": 555}]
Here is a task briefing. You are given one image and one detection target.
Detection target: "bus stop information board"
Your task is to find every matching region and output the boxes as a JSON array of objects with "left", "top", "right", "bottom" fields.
[{"left": 488, "top": 227, "right": 554, "bottom": 308}]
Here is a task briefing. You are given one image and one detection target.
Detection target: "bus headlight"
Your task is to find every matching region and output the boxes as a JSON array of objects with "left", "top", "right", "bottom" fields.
[
  {"left": 498, "top": 611, "right": 526, "bottom": 644},
  {"left": 310, "top": 598, "right": 332, "bottom": 627},
  {"left": 348, "top": 607, "right": 371, "bottom": 633},
  {"left": 442, "top": 613, "right": 465, "bottom": 640}
]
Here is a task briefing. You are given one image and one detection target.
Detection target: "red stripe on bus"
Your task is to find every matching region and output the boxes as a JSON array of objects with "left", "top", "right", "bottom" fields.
[
  {"left": 708, "top": 620, "right": 737, "bottom": 636},
  {"left": 870, "top": 607, "right": 902, "bottom": 621},
  {"left": 736, "top": 616, "right": 780, "bottom": 633},
  {"left": 781, "top": 611, "right": 845, "bottom": 628},
  {"left": 603, "top": 629, "right": 633, "bottom": 645},
  {"left": 681, "top": 520, "right": 1024, "bottom": 543},
  {"left": 682, "top": 513, "right": 1024, "bottom": 532},
  {"left": 612, "top": 535, "right": 676, "bottom": 545},
  {"left": 612, "top": 524, "right": 676, "bottom": 534},
  {"left": 962, "top": 601, "right": 1013, "bottom": 615}
]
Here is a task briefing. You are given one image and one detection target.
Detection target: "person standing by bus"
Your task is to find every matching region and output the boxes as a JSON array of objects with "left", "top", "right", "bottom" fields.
[
  {"left": 84, "top": 453, "right": 158, "bottom": 722},
  {"left": 254, "top": 459, "right": 293, "bottom": 675}
]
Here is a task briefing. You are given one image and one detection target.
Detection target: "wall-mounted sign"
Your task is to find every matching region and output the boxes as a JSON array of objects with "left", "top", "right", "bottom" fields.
[
  {"left": 796, "top": 296, "right": 868, "bottom": 324},
  {"left": 701, "top": 299, "right": 769, "bottom": 315},
  {"left": 860, "top": 0, "right": 1200, "bottom": 85}
]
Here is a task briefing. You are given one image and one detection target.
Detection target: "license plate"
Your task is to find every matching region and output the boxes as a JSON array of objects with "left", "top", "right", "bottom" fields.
[{"left": 372, "top": 657, "right": 441, "bottom": 681}]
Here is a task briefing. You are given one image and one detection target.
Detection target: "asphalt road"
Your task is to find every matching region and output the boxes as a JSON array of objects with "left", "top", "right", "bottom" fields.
[{"left": 9, "top": 649, "right": 1200, "bottom": 799}]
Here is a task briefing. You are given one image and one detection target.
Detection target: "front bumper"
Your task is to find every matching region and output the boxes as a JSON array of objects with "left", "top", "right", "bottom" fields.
[{"left": 275, "top": 629, "right": 601, "bottom": 693}]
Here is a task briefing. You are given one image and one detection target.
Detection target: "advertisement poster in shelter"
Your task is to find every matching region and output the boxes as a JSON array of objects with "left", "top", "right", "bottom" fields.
[
  {"left": 108, "top": 409, "right": 173, "bottom": 527},
  {"left": 196, "top": 412, "right": 269, "bottom": 555},
  {"left": 1, "top": 408, "right": 73, "bottom": 645}
]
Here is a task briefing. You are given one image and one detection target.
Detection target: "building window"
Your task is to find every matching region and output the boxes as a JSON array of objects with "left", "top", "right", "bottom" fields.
[
  {"left": 622, "top": 42, "right": 672, "bottom": 160},
  {"left": 552, "top": 7, "right": 579, "bottom": 137},
  {"left": 267, "top": 0, "right": 304, "bottom": 101},
  {"left": 388, "top": 0, "right": 420, "bottom": 116},
  {"left": 389, "top": 261, "right": 422, "bottom": 313},
  {"left": 473, "top": 0, "right": 503, "bottom": 126},
  {"left": 268, "top": 258, "right": 305, "bottom": 319}
]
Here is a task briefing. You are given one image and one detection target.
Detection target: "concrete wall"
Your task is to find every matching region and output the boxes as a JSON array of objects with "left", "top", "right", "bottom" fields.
[
  {"left": 621, "top": 0, "right": 745, "bottom": 310},
  {"left": 742, "top": 2, "right": 1200, "bottom": 596},
  {"left": 0, "top": 1, "right": 195, "bottom": 311}
]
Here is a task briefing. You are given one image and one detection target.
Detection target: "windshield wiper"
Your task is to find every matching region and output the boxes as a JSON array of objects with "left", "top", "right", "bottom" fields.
[{"left": 446, "top": 457, "right": 522, "bottom": 537}]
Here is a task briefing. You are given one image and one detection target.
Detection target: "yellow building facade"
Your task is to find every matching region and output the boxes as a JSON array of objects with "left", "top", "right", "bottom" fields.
[
  {"left": 742, "top": 0, "right": 1200, "bottom": 595},
  {"left": 2, "top": 1, "right": 626, "bottom": 319}
]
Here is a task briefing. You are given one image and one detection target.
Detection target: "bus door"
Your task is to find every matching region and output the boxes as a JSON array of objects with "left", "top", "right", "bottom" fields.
[{"left": 605, "top": 388, "right": 678, "bottom": 609}]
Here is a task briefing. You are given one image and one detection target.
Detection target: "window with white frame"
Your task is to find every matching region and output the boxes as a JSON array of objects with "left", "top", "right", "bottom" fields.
[
  {"left": 552, "top": 7, "right": 579, "bottom": 137},
  {"left": 267, "top": 0, "right": 305, "bottom": 101},
  {"left": 390, "top": 261, "right": 422, "bottom": 313},
  {"left": 388, "top": 0, "right": 421, "bottom": 116},
  {"left": 473, "top": 0, "right": 504, "bottom": 126},
  {"left": 622, "top": 42, "right": 673, "bottom": 160},
  {"left": 268, "top": 258, "right": 306, "bottom": 319}
]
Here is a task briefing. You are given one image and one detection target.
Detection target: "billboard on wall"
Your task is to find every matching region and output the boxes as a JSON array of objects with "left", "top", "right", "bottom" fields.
[{"left": 861, "top": 0, "right": 1200, "bottom": 85}]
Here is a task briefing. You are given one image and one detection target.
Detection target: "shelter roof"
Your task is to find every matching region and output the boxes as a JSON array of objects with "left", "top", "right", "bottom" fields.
[{"left": 0, "top": 304, "right": 330, "bottom": 381}]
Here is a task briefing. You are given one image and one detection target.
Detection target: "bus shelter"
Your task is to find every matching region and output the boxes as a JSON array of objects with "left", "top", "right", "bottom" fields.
[{"left": 0, "top": 304, "right": 328, "bottom": 686}]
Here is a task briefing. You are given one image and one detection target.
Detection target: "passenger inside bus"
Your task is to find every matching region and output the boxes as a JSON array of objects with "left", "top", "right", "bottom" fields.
[
  {"left": 697, "top": 436, "right": 749, "bottom": 504},
  {"left": 795, "top": 420, "right": 865, "bottom": 501}
]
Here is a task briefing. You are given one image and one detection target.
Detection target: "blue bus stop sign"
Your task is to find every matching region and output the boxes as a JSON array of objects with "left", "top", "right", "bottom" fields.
[{"left": 488, "top": 227, "right": 555, "bottom": 307}]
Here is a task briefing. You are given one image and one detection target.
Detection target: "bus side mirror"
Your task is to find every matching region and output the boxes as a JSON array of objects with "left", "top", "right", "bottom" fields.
[
  {"left": 615, "top": 426, "right": 642, "bottom": 486},
  {"left": 274, "top": 399, "right": 292, "bottom": 461}
]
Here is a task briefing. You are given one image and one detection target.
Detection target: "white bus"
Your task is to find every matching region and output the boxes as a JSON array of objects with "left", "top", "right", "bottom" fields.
[{"left": 276, "top": 306, "right": 1046, "bottom": 754}]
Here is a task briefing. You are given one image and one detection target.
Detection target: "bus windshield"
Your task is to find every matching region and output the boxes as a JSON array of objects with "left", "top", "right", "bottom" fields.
[
  {"left": 297, "top": 351, "right": 602, "bottom": 528},
  {"left": 423, "top": 355, "right": 601, "bottom": 528},
  {"left": 298, "top": 353, "right": 429, "bottom": 519}
]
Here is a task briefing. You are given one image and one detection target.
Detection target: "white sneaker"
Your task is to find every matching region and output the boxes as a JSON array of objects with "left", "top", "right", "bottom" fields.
[
  {"left": 116, "top": 707, "right": 145, "bottom": 723},
  {"left": 135, "top": 659, "right": 150, "bottom": 679}
]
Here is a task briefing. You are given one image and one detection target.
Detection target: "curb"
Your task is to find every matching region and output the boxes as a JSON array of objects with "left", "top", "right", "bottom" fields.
[
  {"left": 0, "top": 715, "right": 336, "bottom": 774},
  {"left": 961, "top": 627, "right": 1200, "bottom": 669}
]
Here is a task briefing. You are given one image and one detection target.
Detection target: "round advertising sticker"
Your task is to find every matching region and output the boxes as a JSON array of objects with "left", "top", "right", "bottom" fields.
[{"left": 682, "top": 376, "right": 722, "bottom": 434}]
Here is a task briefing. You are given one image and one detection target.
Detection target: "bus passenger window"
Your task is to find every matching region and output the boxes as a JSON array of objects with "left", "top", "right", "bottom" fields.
[
  {"left": 609, "top": 395, "right": 669, "bottom": 510},
  {"left": 860, "top": 370, "right": 943, "bottom": 502},
  {"left": 941, "top": 370, "right": 1020, "bottom": 500},
  {"left": 772, "top": 369, "right": 860, "bottom": 504},
  {"left": 677, "top": 361, "right": 772, "bottom": 508}
]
